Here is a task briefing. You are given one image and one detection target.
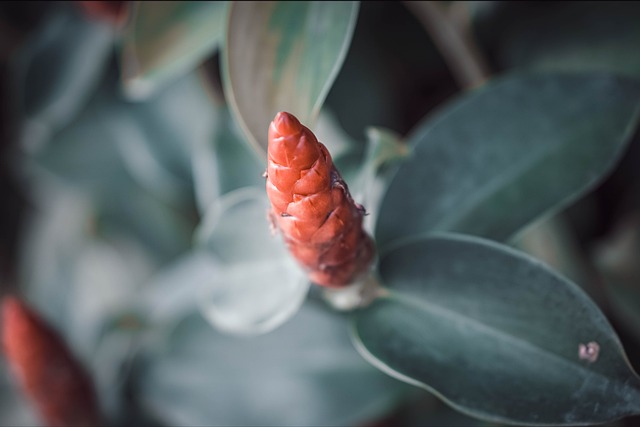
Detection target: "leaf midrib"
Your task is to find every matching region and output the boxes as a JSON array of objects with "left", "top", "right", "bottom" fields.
[{"left": 387, "top": 291, "right": 639, "bottom": 400}]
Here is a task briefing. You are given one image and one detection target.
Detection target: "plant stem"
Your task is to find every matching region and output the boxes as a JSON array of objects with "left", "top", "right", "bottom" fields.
[
  {"left": 403, "top": 1, "right": 490, "bottom": 89},
  {"left": 322, "top": 272, "right": 387, "bottom": 312}
]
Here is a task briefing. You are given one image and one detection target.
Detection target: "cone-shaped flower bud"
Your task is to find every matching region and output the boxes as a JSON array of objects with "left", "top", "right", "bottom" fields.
[{"left": 266, "top": 112, "right": 374, "bottom": 287}]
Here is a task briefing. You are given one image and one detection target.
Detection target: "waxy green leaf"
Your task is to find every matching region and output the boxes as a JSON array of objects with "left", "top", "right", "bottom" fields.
[
  {"left": 376, "top": 73, "right": 640, "bottom": 248},
  {"left": 354, "top": 234, "right": 640, "bottom": 425}
]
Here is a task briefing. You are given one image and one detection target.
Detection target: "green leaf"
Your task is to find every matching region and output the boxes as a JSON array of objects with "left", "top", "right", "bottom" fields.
[
  {"left": 15, "top": 180, "right": 153, "bottom": 417},
  {"left": 473, "top": 2, "right": 640, "bottom": 79},
  {"left": 121, "top": 1, "right": 228, "bottom": 99},
  {"left": 26, "top": 69, "right": 196, "bottom": 265},
  {"left": 191, "top": 107, "right": 264, "bottom": 215},
  {"left": 376, "top": 73, "right": 640, "bottom": 249},
  {"left": 513, "top": 214, "right": 603, "bottom": 301},
  {"left": 112, "top": 71, "right": 215, "bottom": 205},
  {"left": 193, "top": 188, "right": 309, "bottom": 335},
  {"left": 135, "top": 304, "right": 409, "bottom": 426},
  {"left": 195, "top": 187, "right": 282, "bottom": 264},
  {"left": 353, "top": 127, "right": 408, "bottom": 233},
  {"left": 12, "top": 4, "right": 113, "bottom": 146},
  {"left": 353, "top": 234, "right": 640, "bottom": 425},
  {"left": 223, "top": 1, "right": 359, "bottom": 157}
]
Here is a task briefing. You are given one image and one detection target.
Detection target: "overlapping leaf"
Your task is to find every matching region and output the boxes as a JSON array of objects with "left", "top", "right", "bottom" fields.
[{"left": 194, "top": 188, "right": 309, "bottom": 335}]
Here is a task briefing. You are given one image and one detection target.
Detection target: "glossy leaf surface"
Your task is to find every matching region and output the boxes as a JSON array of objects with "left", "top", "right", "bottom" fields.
[
  {"left": 376, "top": 73, "right": 640, "bottom": 248},
  {"left": 354, "top": 234, "right": 640, "bottom": 425}
]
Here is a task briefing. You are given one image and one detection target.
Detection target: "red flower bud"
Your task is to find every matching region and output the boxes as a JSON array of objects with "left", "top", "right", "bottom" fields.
[
  {"left": 266, "top": 112, "right": 375, "bottom": 288},
  {"left": 2, "top": 296, "right": 102, "bottom": 427}
]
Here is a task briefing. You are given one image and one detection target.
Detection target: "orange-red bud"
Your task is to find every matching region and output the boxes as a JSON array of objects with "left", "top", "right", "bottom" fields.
[
  {"left": 2, "top": 296, "right": 102, "bottom": 427},
  {"left": 266, "top": 112, "right": 374, "bottom": 288}
]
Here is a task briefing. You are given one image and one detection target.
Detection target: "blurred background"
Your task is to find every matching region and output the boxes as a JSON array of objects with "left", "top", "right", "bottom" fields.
[{"left": 1, "top": 1, "right": 640, "bottom": 426}]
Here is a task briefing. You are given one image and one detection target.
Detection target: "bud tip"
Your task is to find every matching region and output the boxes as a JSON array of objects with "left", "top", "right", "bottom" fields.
[{"left": 273, "top": 111, "right": 301, "bottom": 136}]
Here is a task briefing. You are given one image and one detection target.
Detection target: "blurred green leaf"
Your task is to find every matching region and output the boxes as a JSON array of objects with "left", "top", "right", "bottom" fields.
[
  {"left": 223, "top": 1, "right": 359, "bottom": 156},
  {"left": 192, "top": 107, "right": 264, "bottom": 216},
  {"left": 194, "top": 188, "right": 309, "bottom": 335},
  {"left": 353, "top": 233, "right": 640, "bottom": 425},
  {"left": 17, "top": 182, "right": 96, "bottom": 330},
  {"left": 136, "top": 251, "right": 220, "bottom": 326},
  {"left": 362, "top": 128, "right": 408, "bottom": 173},
  {"left": 134, "top": 303, "right": 408, "bottom": 426},
  {"left": 196, "top": 187, "right": 280, "bottom": 264},
  {"left": 121, "top": 1, "right": 228, "bottom": 99},
  {"left": 17, "top": 179, "right": 154, "bottom": 350},
  {"left": 376, "top": 73, "right": 640, "bottom": 249},
  {"left": 474, "top": 2, "right": 640, "bottom": 79},
  {"left": 15, "top": 180, "right": 154, "bottom": 421},
  {"left": 27, "top": 64, "right": 209, "bottom": 205},
  {"left": 111, "top": 71, "right": 215, "bottom": 205},
  {"left": 99, "top": 190, "right": 193, "bottom": 266},
  {"left": 25, "top": 67, "right": 196, "bottom": 265},
  {"left": 11, "top": 4, "right": 114, "bottom": 149}
]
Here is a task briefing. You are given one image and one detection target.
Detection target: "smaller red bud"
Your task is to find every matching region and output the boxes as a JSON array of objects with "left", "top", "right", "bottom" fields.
[{"left": 2, "top": 296, "right": 102, "bottom": 427}]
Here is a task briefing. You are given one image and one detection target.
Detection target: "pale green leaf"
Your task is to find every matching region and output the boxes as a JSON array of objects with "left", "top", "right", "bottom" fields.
[
  {"left": 223, "top": 1, "right": 359, "bottom": 156},
  {"left": 135, "top": 303, "right": 408, "bottom": 426},
  {"left": 191, "top": 107, "right": 264, "bottom": 216},
  {"left": 13, "top": 4, "right": 113, "bottom": 149},
  {"left": 194, "top": 188, "right": 309, "bottom": 335}
]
